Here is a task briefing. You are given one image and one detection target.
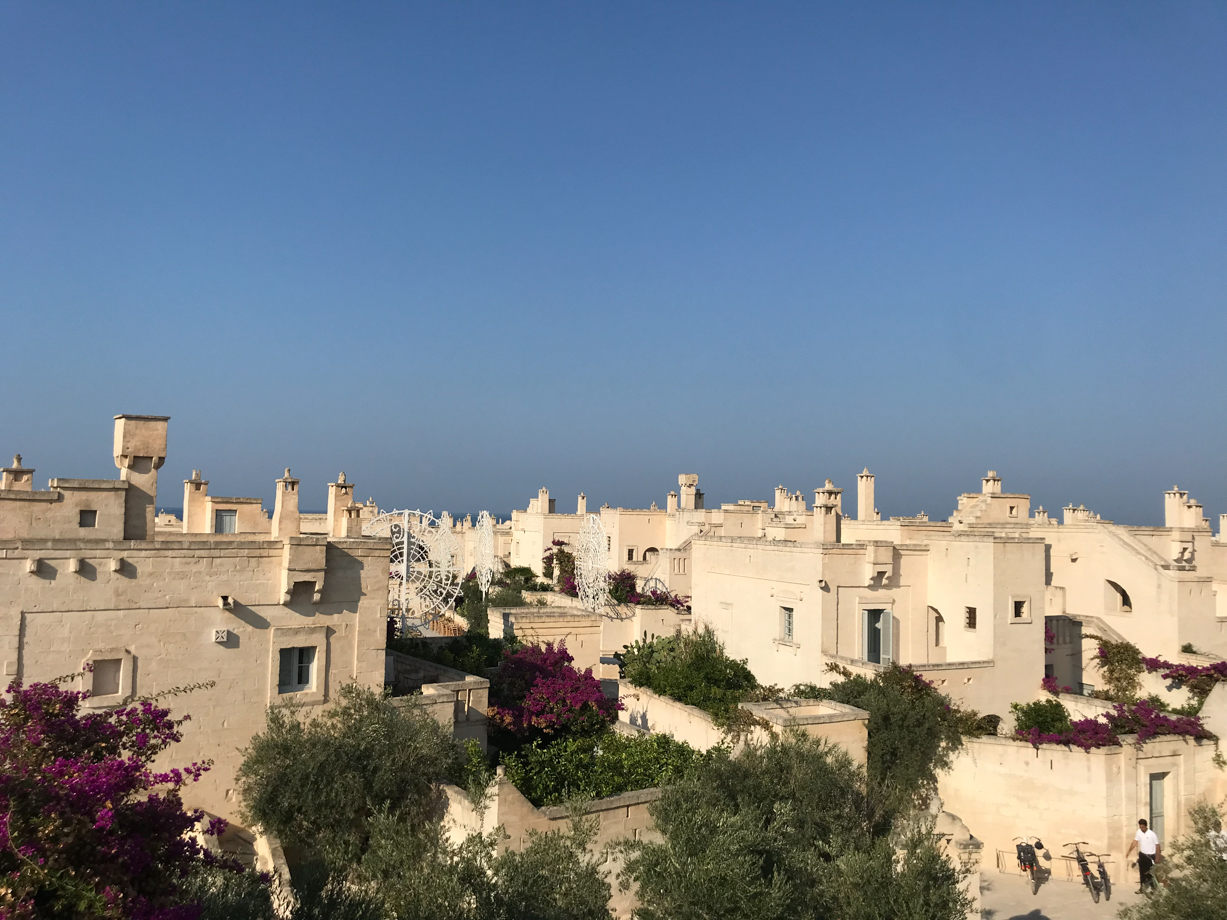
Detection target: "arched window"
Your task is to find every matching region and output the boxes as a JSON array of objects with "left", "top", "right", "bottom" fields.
[
  {"left": 1106, "top": 580, "right": 1132, "bottom": 613},
  {"left": 643, "top": 547, "right": 660, "bottom": 563},
  {"left": 929, "top": 606, "right": 944, "bottom": 647}
]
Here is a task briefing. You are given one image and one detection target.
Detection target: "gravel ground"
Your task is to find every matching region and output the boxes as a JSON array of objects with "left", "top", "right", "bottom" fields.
[{"left": 980, "top": 867, "right": 1149, "bottom": 919}]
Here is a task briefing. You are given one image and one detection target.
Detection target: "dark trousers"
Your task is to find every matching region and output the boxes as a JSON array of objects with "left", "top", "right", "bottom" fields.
[{"left": 1138, "top": 852, "right": 1155, "bottom": 888}]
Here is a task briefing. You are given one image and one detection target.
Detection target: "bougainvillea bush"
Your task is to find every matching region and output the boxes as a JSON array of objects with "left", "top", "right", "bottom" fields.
[
  {"left": 1014, "top": 698, "right": 1213, "bottom": 751},
  {"left": 0, "top": 675, "right": 227, "bottom": 920},
  {"left": 1142, "top": 655, "right": 1227, "bottom": 706},
  {"left": 488, "top": 643, "right": 620, "bottom": 748},
  {"left": 606, "top": 570, "right": 689, "bottom": 609}
]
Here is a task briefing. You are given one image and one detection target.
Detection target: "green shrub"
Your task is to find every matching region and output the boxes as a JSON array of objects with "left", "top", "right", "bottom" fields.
[
  {"left": 1088, "top": 635, "right": 1145, "bottom": 701},
  {"left": 458, "top": 576, "right": 488, "bottom": 637},
  {"left": 619, "top": 731, "right": 972, "bottom": 920},
  {"left": 236, "top": 684, "right": 463, "bottom": 870},
  {"left": 502, "top": 729, "right": 701, "bottom": 807},
  {"left": 388, "top": 633, "right": 519, "bottom": 677},
  {"left": 618, "top": 628, "right": 760, "bottom": 728},
  {"left": 1009, "top": 698, "right": 1072, "bottom": 735},
  {"left": 792, "top": 664, "right": 970, "bottom": 810}
]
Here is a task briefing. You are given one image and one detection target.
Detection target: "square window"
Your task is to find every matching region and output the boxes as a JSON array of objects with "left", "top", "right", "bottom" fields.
[
  {"left": 1008, "top": 505, "right": 1018, "bottom": 517},
  {"left": 626, "top": 548, "right": 635, "bottom": 562},
  {"left": 780, "top": 607, "right": 794, "bottom": 643},
  {"left": 1013, "top": 599, "right": 1028, "bottom": 619},
  {"left": 965, "top": 606, "right": 977, "bottom": 629},
  {"left": 278, "top": 646, "right": 316, "bottom": 693},
  {"left": 78, "top": 509, "right": 97, "bottom": 528},
  {"left": 215, "top": 509, "right": 237, "bottom": 534},
  {"left": 91, "top": 658, "right": 122, "bottom": 697}
]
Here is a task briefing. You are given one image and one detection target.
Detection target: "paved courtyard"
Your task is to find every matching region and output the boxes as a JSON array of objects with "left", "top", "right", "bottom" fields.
[{"left": 981, "top": 868, "right": 1148, "bottom": 919}]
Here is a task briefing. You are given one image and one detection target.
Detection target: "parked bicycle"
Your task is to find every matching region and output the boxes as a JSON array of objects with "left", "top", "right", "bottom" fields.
[
  {"left": 1013, "top": 836, "right": 1044, "bottom": 894},
  {"left": 1086, "top": 849, "right": 1111, "bottom": 901},
  {"left": 1062, "top": 841, "right": 1104, "bottom": 903}
]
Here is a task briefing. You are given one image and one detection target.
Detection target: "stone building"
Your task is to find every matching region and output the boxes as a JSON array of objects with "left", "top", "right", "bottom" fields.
[
  {"left": 0, "top": 415, "right": 390, "bottom": 849},
  {"left": 505, "top": 470, "right": 1226, "bottom": 719}
]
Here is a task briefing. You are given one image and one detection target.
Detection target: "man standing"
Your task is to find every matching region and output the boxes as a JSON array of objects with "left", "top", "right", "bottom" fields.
[{"left": 1126, "top": 818, "right": 1162, "bottom": 892}]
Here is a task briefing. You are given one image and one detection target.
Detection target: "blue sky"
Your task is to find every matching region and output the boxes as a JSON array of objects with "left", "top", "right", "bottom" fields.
[{"left": 1, "top": 2, "right": 1224, "bottom": 523}]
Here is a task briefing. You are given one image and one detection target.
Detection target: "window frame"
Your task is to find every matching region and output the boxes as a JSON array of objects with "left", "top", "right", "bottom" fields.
[
  {"left": 268, "top": 625, "right": 328, "bottom": 705},
  {"left": 215, "top": 508, "right": 238, "bottom": 534},
  {"left": 78, "top": 509, "right": 98, "bottom": 528},
  {"left": 1010, "top": 596, "right": 1032, "bottom": 623},
  {"left": 964, "top": 606, "right": 978, "bottom": 630},
  {"left": 80, "top": 647, "right": 135, "bottom": 708}
]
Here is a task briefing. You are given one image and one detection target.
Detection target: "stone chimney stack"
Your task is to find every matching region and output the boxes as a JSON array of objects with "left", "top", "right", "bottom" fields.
[
  {"left": 679, "top": 474, "right": 702, "bottom": 511},
  {"left": 327, "top": 472, "right": 356, "bottom": 538},
  {"left": 342, "top": 504, "right": 364, "bottom": 538},
  {"left": 815, "top": 501, "right": 841, "bottom": 542},
  {"left": 1, "top": 455, "right": 33, "bottom": 491},
  {"left": 857, "top": 468, "right": 877, "bottom": 522},
  {"left": 814, "top": 479, "right": 843, "bottom": 516},
  {"left": 1165, "top": 486, "right": 1188, "bottom": 528},
  {"left": 982, "top": 470, "right": 1003, "bottom": 494},
  {"left": 666, "top": 491, "right": 678, "bottom": 513},
  {"left": 182, "top": 470, "right": 209, "bottom": 533},
  {"left": 113, "top": 415, "right": 169, "bottom": 541},
  {"left": 273, "top": 468, "right": 301, "bottom": 538},
  {"left": 577, "top": 493, "right": 587, "bottom": 515},
  {"left": 773, "top": 485, "right": 787, "bottom": 511},
  {"left": 537, "top": 487, "right": 554, "bottom": 514}
]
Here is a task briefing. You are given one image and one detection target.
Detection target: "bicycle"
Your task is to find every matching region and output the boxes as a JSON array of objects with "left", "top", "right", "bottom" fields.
[
  {"left": 1085, "top": 850, "right": 1111, "bottom": 902},
  {"left": 1062, "top": 841, "right": 1103, "bottom": 903},
  {"left": 1013, "top": 836, "right": 1044, "bottom": 895}
]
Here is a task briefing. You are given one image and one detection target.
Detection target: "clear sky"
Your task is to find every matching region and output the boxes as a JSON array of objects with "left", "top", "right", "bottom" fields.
[{"left": 1, "top": 2, "right": 1224, "bottom": 524}]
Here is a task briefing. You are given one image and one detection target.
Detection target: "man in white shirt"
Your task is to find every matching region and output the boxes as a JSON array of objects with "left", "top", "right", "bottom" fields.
[{"left": 1126, "top": 818, "right": 1162, "bottom": 892}]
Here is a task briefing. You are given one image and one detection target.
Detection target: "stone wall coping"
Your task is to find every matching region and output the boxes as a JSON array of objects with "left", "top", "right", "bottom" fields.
[
  {"left": 827, "top": 652, "right": 995, "bottom": 672},
  {"left": 0, "top": 538, "right": 390, "bottom": 555},
  {"left": 48, "top": 479, "right": 128, "bottom": 490},
  {"left": 206, "top": 496, "right": 264, "bottom": 504},
  {"left": 538, "top": 786, "right": 662, "bottom": 819},
  {"left": 0, "top": 491, "right": 62, "bottom": 503},
  {"left": 963, "top": 732, "right": 1214, "bottom": 755},
  {"left": 421, "top": 677, "right": 491, "bottom": 695},
  {"left": 618, "top": 679, "right": 716, "bottom": 725},
  {"left": 742, "top": 697, "right": 870, "bottom": 726}
]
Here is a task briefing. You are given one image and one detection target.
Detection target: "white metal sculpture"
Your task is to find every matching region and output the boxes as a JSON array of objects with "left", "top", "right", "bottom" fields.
[
  {"left": 576, "top": 513, "right": 609, "bottom": 612},
  {"left": 475, "top": 510, "right": 495, "bottom": 599},
  {"left": 363, "top": 510, "right": 461, "bottom": 634}
]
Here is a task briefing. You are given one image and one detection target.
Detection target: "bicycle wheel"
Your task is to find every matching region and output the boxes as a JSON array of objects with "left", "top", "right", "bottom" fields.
[
  {"left": 1029, "top": 867, "right": 1040, "bottom": 896},
  {"left": 1089, "top": 878, "right": 1100, "bottom": 903},
  {"left": 1102, "top": 874, "right": 1111, "bottom": 902}
]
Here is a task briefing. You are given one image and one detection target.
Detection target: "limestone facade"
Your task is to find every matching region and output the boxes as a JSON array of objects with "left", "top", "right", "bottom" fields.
[
  {"left": 0, "top": 415, "right": 390, "bottom": 833},
  {"left": 502, "top": 471, "right": 1226, "bottom": 720}
]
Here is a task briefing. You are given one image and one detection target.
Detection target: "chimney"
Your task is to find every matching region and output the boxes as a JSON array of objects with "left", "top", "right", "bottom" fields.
[
  {"left": 814, "top": 479, "right": 843, "bottom": 516},
  {"left": 327, "top": 472, "right": 356, "bottom": 538},
  {"left": 342, "top": 504, "right": 364, "bottom": 538},
  {"left": 113, "top": 415, "right": 169, "bottom": 540},
  {"left": 857, "top": 468, "right": 876, "bottom": 522},
  {"left": 1, "top": 455, "right": 33, "bottom": 491},
  {"left": 182, "top": 470, "right": 209, "bottom": 533},
  {"left": 537, "top": 487, "right": 554, "bottom": 515},
  {"left": 667, "top": 491, "right": 678, "bottom": 513},
  {"left": 678, "top": 474, "right": 699, "bottom": 511},
  {"left": 1165, "top": 486, "right": 1188, "bottom": 528},
  {"left": 982, "top": 470, "right": 1002, "bottom": 494},
  {"left": 815, "top": 502, "right": 841, "bottom": 542},
  {"left": 577, "top": 493, "right": 587, "bottom": 515},
  {"left": 773, "top": 485, "right": 787, "bottom": 511},
  {"left": 273, "top": 468, "right": 300, "bottom": 538}
]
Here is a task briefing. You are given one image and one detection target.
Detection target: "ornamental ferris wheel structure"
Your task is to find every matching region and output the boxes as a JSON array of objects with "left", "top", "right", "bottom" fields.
[{"left": 362, "top": 509, "right": 462, "bottom": 635}]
